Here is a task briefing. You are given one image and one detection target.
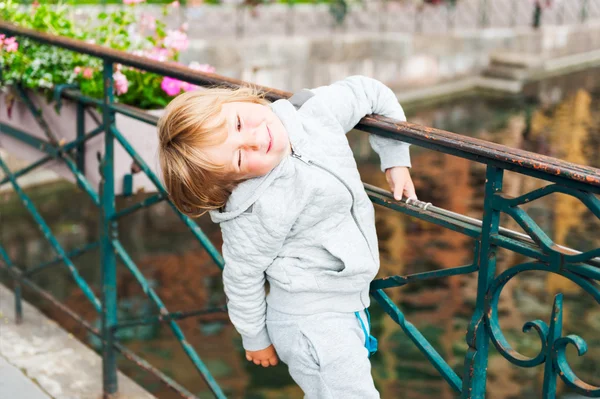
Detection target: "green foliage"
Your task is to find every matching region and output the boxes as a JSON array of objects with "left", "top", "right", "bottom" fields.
[
  {"left": 0, "top": 1, "right": 90, "bottom": 93},
  {"left": 0, "top": 0, "right": 189, "bottom": 109}
]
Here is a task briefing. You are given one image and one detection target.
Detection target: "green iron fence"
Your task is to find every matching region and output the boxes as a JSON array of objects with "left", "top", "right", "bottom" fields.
[{"left": 0, "top": 20, "right": 599, "bottom": 399}]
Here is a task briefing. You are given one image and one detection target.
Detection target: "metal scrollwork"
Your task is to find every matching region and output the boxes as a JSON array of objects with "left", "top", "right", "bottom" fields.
[{"left": 484, "top": 262, "right": 600, "bottom": 397}]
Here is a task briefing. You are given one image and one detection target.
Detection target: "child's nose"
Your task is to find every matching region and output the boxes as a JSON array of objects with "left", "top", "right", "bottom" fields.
[
  {"left": 243, "top": 125, "right": 263, "bottom": 150},
  {"left": 242, "top": 131, "right": 261, "bottom": 150}
]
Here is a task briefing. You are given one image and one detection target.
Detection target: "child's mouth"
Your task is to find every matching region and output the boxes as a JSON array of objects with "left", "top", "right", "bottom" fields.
[{"left": 267, "top": 127, "right": 272, "bottom": 153}]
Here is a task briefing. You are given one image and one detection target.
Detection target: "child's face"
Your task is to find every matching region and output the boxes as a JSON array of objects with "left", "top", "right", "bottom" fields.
[{"left": 203, "top": 102, "right": 291, "bottom": 179}]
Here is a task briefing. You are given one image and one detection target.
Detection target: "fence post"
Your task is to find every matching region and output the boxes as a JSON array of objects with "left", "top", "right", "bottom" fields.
[
  {"left": 235, "top": 5, "right": 244, "bottom": 38},
  {"left": 580, "top": 0, "right": 589, "bottom": 23},
  {"left": 100, "top": 59, "right": 118, "bottom": 398},
  {"left": 416, "top": 3, "right": 423, "bottom": 34},
  {"left": 479, "top": 0, "right": 489, "bottom": 29},
  {"left": 285, "top": 0, "right": 294, "bottom": 36},
  {"left": 76, "top": 102, "right": 86, "bottom": 173},
  {"left": 461, "top": 166, "right": 503, "bottom": 399}
]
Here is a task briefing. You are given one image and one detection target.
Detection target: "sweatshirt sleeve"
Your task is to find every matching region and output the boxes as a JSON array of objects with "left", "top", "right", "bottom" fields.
[
  {"left": 219, "top": 202, "right": 295, "bottom": 351},
  {"left": 310, "top": 75, "right": 411, "bottom": 171}
]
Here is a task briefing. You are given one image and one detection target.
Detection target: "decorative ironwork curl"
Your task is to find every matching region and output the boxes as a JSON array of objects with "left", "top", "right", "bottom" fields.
[
  {"left": 553, "top": 335, "right": 600, "bottom": 397},
  {"left": 484, "top": 261, "right": 600, "bottom": 396}
]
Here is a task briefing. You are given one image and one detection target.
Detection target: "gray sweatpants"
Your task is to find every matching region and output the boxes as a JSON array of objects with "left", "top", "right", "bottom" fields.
[{"left": 266, "top": 307, "right": 380, "bottom": 399}]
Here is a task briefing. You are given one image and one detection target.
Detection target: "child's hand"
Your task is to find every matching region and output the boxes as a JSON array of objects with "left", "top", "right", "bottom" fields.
[
  {"left": 246, "top": 345, "right": 279, "bottom": 367},
  {"left": 385, "top": 166, "right": 417, "bottom": 201}
]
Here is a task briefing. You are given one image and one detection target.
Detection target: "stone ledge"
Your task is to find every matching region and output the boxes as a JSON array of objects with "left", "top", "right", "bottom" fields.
[{"left": 0, "top": 283, "right": 156, "bottom": 399}]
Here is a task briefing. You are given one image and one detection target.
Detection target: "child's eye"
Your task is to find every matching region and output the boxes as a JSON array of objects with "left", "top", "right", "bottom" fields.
[
  {"left": 236, "top": 115, "right": 241, "bottom": 131},
  {"left": 238, "top": 150, "right": 242, "bottom": 169}
]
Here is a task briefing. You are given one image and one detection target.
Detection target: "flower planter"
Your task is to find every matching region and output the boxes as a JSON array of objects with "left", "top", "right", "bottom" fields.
[{"left": 0, "top": 89, "right": 163, "bottom": 196}]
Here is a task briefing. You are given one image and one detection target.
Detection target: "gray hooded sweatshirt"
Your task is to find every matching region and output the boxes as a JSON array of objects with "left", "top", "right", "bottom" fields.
[{"left": 209, "top": 76, "right": 410, "bottom": 351}]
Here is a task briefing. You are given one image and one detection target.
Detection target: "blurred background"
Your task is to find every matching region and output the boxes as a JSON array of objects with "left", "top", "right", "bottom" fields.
[{"left": 1, "top": 0, "right": 599, "bottom": 398}]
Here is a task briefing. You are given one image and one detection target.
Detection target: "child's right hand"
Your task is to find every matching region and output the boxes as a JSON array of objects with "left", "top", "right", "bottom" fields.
[{"left": 245, "top": 345, "right": 279, "bottom": 367}]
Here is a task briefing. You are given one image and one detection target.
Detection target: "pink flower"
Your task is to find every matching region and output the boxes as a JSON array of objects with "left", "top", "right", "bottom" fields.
[
  {"left": 74, "top": 66, "right": 82, "bottom": 74},
  {"left": 82, "top": 68, "right": 94, "bottom": 79},
  {"left": 164, "top": 30, "right": 189, "bottom": 52},
  {"left": 161, "top": 77, "right": 183, "bottom": 96},
  {"left": 179, "top": 62, "right": 215, "bottom": 92},
  {"left": 0, "top": 34, "right": 5, "bottom": 46},
  {"left": 140, "top": 14, "right": 156, "bottom": 31},
  {"left": 113, "top": 71, "right": 129, "bottom": 95},
  {"left": 171, "top": 1, "right": 180, "bottom": 7},
  {"left": 123, "top": 0, "right": 145, "bottom": 4},
  {"left": 4, "top": 37, "right": 18, "bottom": 52},
  {"left": 180, "top": 22, "right": 189, "bottom": 31},
  {"left": 180, "top": 82, "right": 195, "bottom": 92},
  {"left": 189, "top": 62, "right": 215, "bottom": 74},
  {"left": 146, "top": 47, "right": 170, "bottom": 62}
]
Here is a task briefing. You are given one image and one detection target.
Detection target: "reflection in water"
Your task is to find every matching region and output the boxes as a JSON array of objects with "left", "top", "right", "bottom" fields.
[{"left": 1, "top": 68, "right": 599, "bottom": 399}]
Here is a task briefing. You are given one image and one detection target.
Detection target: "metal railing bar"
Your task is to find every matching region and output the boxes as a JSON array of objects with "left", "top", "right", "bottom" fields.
[
  {"left": 113, "top": 306, "right": 228, "bottom": 331},
  {"left": 1, "top": 20, "right": 599, "bottom": 191},
  {"left": 0, "top": 156, "right": 102, "bottom": 312},
  {"left": 372, "top": 289, "right": 463, "bottom": 393},
  {"left": 367, "top": 189, "right": 482, "bottom": 238},
  {"left": 111, "top": 126, "right": 224, "bottom": 268},
  {"left": 368, "top": 185, "right": 600, "bottom": 266},
  {"left": 0, "top": 21, "right": 289, "bottom": 102},
  {"left": 0, "top": 123, "right": 103, "bottom": 187},
  {"left": 13, "top": 85, "right": 62, "bottom": 146},
  {"left": 0, "top": 262, "right": 199, "bottom": 399},
  {"left": 0, "top": 244, "right": 23, "bottom": 323},
  {"left": 10, "top": 87, "right": 101, "bottom": 205},
  {"left": 370, "top": 263, "right": 478, "bottom": 291},
  {"left": 358, "top": 117, "right": 600, "bottom": 193},
  {"left": 0, "top": 154, "right": 52, "bottom": 187},
  {"left": 112, "top": 193, "right": 166, "bottom": 221},
  {"left": 112, "top": 239, "right": 226, "bottom": 398},
  {"left": 24, "top": 241, "right": 100, "bottom": 277},
  {"left": 63, "top": 89, "right": 160, "bottom": 126},
  {"left": 0, "top": 123, "right": 100, "bottom": 206}
]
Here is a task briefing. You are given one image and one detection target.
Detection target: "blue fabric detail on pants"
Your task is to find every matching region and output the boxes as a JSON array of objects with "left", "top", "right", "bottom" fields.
[{"left": 354, "top": 309, "right": 378, "bottom": 357}]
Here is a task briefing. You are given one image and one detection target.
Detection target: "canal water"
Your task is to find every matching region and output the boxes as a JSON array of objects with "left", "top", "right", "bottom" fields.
[{"left": 1, "top": 67, "right": 599, "bottom": 399}]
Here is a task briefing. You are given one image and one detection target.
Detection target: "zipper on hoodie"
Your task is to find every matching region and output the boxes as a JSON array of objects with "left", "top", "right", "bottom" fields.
[{"left": 290, "top": 146, "right": 375, "bottom": 260}]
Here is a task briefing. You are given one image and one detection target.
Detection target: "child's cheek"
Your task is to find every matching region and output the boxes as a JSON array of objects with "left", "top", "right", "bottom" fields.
[{"left": 246, "top": 155, "right": 267, "bottom": 174}]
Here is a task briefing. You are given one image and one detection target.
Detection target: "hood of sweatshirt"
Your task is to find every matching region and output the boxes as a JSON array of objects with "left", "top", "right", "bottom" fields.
[{"left": 209, "top": 99, "right": 307, "bottom": 224}]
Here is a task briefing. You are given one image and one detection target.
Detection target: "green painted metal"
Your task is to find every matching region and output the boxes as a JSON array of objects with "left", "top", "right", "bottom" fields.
[
  {"left": 76, "top": 101, "right": 86, "bottom": 173},
  {"left": 0, "top": 261, "right": 200, "bottom": 399},
  {"left": 114, "top": 306, "right": 228, "bottom": 331},
  {"left": 370, "top": 262, "right": 478, "bottom": 290},
  {"left": 111, "top": 193, "right": 165, "bottom": 220},
  {"left": 0, "top": 20, "right": 599, "bottom": 399},
  {"left": 100, "top": 59, "right": 119, "bottom": 396},
  {"left": 24, "top": 241, "right": 100, "bottom": 277},
  {"left": 112, "top": 239, "right": 227, "bottom": 398},
  {"left": 0, "top": 124, "right": 104, "bottom": 187},
  {"left": 0, "top": 122, "right": 100, "bottom": 206},
  {"left": 372, "top": 289, "right": 463, "bottom": 393},
  {"left": 110, "top": 126, "right": 225, "bottom": 269},
  {"left": 0, "top": 156, "right": 102, "bottom": 312},
  {"left": 0, "top": 244, "right": 22, "bottom": 323},
  {"left": 462, "top": 166, "right": 503, "bottom": 398}
]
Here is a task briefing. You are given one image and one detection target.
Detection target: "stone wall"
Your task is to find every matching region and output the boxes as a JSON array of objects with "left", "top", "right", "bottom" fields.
[
  {"left": 180, "top": 22, "right": 600, "bottom": 93},
  {"left": 68, "top": 1, "right": 600, "bottom": 92},
  {"left": 85, "top": 0, "right": 600, "bottom": 39}
]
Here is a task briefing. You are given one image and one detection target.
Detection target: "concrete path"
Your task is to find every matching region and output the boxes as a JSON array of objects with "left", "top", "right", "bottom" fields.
[
  {"left": 0, "top": 283, "right": 156, "bottom": 399},
  {"left": 0, "top": 354, "right": 52, "bottom": 399}
]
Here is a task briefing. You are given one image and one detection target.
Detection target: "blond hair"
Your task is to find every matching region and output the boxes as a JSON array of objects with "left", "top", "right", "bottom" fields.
[{"left": 157, "top": 86, "right": 271, "bottom": 217}]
